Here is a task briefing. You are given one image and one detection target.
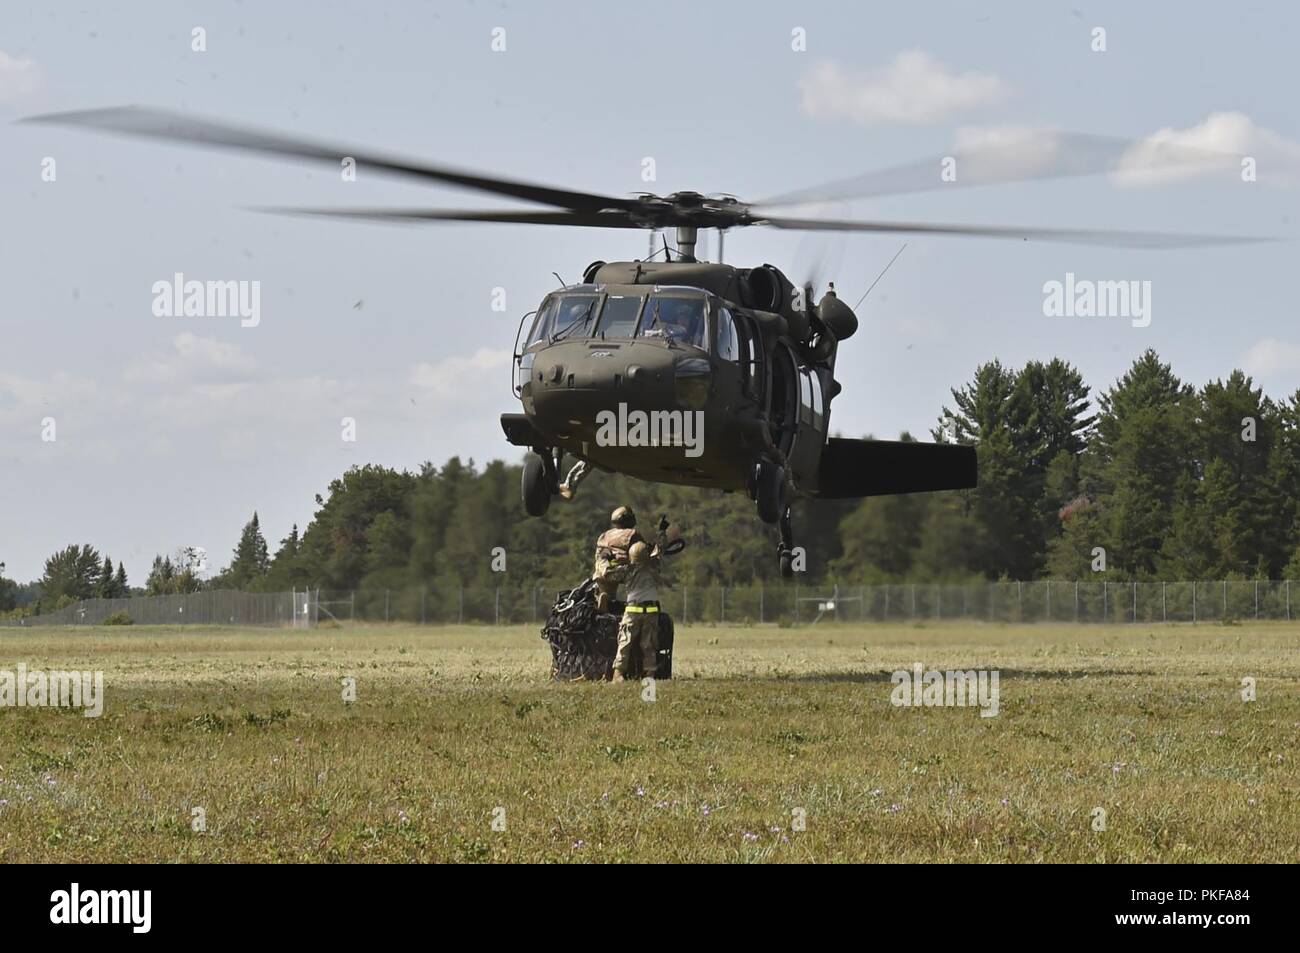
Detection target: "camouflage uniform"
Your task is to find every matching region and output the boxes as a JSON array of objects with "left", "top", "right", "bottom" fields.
[
  {"left": 612, "top": 546, "right": 662, "bottom": 679},
  {"left": 592, "top": 526, "right": 640, "bottom": 613}
]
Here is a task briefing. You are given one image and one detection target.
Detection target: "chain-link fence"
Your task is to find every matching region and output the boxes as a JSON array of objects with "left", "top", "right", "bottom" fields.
[
  {"left": 5, "top": 580, "right": 1298, "bottom": 627},
  {"left": 2, "top": 589, "right": 314, "bottom": 627}
]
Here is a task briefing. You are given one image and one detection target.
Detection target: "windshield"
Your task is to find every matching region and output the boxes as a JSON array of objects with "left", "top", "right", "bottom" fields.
[
  {"left": 550, "top": 294, "right": 600, "bottom": 341},
  {"left": 640, "top": 296, "right": 706, "bottom": 349},
  {"left": 595, "top": 294, "right": 645, "bottom": 338}
]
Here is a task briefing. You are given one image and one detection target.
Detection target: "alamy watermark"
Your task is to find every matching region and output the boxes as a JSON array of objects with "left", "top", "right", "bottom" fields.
[
  {"left": 50, "top": 884, "right": 150, "bottom": 933},
  {"left": 151, "top": 272, "right": 261, "bottom": 328},
  {"left": 890, "top": 662, "right": 1000, "bottom": 717},
  {"left": 0, "top": 664, "right": 104, "bottom": 717},
  {"left": 595, "top": 402, "right": 704, "bottom": 458},
  {"left": 1043, "top": 273, "right": 1151, "bottom": 328}
]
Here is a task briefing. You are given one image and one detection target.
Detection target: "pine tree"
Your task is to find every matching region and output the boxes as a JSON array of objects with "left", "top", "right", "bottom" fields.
[
  {"left": 113, "top": 561, "right": 129, "bottom": 597},
  {"left": 100, "top": 554, "right": 115, "bottom": 597},
  {"left": 146, "top": 555, "right": 176, "bottom": 595},
  {"left": 226, "top": 512, "right": 271, "bottom": 589},
  {"left": 41, "top": 544, "right": 104, "bottom": 603}
]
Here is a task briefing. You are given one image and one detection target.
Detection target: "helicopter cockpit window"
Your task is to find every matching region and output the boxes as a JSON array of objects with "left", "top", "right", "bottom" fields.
[
  {"left": 595, "top": 294, "right": 644, "bottom": 338},
  {"left": 549, "top": 294, "right": 600, "bottom": 341},
  {"left": 525, "top": 296, "right": 557, "bottom": 347},
  {"left": 716, "top": 308, "right": 740, "bottom": 363},
  {"left": 640, "top": 296, "right": 706, "bottom": 350}
]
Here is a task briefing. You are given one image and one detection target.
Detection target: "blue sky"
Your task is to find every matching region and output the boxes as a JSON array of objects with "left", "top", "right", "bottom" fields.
[{"left": 1, "top": 0, "right": 1297, "bottom": 582}]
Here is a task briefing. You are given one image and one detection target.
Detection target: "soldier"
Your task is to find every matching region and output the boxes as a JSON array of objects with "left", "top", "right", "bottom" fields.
[
  {"left": 612, "top": 539, "right": 662, "bottom": 682},
  {"left": 591, "top": 506, "right": 641, "bottom": 614}
]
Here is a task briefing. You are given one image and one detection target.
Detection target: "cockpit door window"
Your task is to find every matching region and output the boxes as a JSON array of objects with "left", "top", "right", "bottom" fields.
[
  {"left": 716, "top": 308, "right": 740, "bottom": 362},
  {"left": 525, "top": 295, "right": 557, "bottom": 347}
]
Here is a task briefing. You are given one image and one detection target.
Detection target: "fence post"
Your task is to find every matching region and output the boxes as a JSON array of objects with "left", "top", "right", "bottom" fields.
[
  {"left": 1288, "top": 579, "right": 1292, "bottom": 621},
  {"left": 1074, "top": 581, "right": 1079, "bottom": 622},
  {"left": 1192, "top": 581, "right": 1197, "bottom": 624},
  {"left": 1017, "top": 581, "right": 1022, "bottom": 623},
  {"left": 760, "top": 581, "right": 765, "bottom": 624},
  {"left": 385, "top": 589, "right": 390, "bottom": 623},
  {"left": 937, "top": 585, "right": 941, "bottom": 621},
  {"left": 495, "top": 587, "right": 500, "bottom": 626},
  {"left": 1255, "top": 579, "right": 1259, "bottom": 620},
  {"left": 421, "top": 587, "right": 427, "bottom": 625},
  {"left": 794, "top": 583, "right": 799, "bottom": 624},
  {"left": 350, "top": 590, "right": 355, "bottom": 621},
  {"left": 684, "top": 585, "right": 688, "bottom": 626},
  {"left": 1046, "top": 580, "right": 1051, "bottom": 621},
  {"left": 720, "top": 586, "right": 725, "bottom": 625},
  {"left": 1222, "top": 579, "right": 1227, "bottom": 617},
  {"left": 1132, "top": 581, "right": 1137, "bottom": 623},
  {"left": 1162, "top": 581, "right": 1166, "bottom": 623},
  {"left": 1103, "top": 581, "right": 1107, "bottom": 622},
  {"left": 458, "top": 585, "right": 464, "bottom": 625},
  {"left": 911, "top": 584, "right": 916, "bottom": 619}
]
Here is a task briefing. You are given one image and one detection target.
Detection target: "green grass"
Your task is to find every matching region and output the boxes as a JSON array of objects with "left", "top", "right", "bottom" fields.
[{"left": 0, "top": 621, "right": 1296, "bottom": 862}]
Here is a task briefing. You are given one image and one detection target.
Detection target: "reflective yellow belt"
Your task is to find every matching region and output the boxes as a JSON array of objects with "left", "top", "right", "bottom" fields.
[{"left": 625, "top": 604, "right": 660, "bottom": 613}]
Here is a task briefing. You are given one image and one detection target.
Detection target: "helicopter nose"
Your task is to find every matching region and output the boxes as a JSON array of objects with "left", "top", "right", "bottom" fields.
[{"left": 528, "top": 345, "right": 683, "bottom": 438}]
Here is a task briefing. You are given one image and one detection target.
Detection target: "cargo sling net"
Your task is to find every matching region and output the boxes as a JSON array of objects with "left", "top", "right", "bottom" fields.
[{"left": 541, "top": 578, "right": 673, "bottom": 681}]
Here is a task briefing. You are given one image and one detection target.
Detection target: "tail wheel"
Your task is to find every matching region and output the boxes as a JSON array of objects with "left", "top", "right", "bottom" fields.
[
  {"left": 522, "top": 453, "right": 551, "bottom": 517},
  {"left": 756, "top": 461, "right": 785, "bottom": 524}
]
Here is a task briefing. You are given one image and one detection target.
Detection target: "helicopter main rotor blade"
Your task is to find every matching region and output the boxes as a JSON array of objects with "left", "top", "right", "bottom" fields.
[
  {"left": 755, "top": 130, "right": 1242, "bottom": 207},
  {"left": 253, "top": 206, "right": 642, "bottom": 227},
  {"left": 22, "top": 105, "right": 635, "bottom": 214},
  {"left": 760, "top": 215, "right": 1272, "bottom": 249}
]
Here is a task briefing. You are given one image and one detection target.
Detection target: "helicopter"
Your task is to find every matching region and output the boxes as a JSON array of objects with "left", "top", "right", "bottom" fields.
[{"left": 24, "top": 107, "right": 1267, "bottom": 576}]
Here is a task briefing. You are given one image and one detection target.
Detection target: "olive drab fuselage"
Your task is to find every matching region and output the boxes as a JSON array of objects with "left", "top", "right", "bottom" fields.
[{"left": 503, "top": 259, "right": 835, "bottom": 499}]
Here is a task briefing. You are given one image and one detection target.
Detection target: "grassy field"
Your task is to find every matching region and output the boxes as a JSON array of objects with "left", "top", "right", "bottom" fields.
[{"left": 0, "top": 620, "right": 1296, "bottom": 863}]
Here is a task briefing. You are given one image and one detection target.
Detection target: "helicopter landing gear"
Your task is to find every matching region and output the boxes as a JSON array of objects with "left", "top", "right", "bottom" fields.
[
  {"left": 522, "top": 452, "right": 553, "bottom": 516},
  {"left": 778, "top": 505, "right": 795, "bottom": 579},
  {"left": 755, "top": 461, "right": 785, "bottom": 524}
]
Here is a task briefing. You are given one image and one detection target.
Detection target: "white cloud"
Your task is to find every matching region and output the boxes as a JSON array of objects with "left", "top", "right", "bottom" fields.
[
  {"left": 411, "top": 347, "right": 511, "bottom": 398},
  {"left": 1241, "top": 338, "right": 1300, "bottom": 378},
  {"left": 0, "top": 51, "right": 40, "bottom": 103},
  {"left": 798, "top": 51, "right": 1009, "bottom": 125},
  {"left": 2, "top": 342, "right": 513, "bottom": 470},
  {"left": 1114, "top": 112, "right": 1300, "bottom": 187},
  {"left": 125, "top": 333, "right": 258, "bottom": 384}
]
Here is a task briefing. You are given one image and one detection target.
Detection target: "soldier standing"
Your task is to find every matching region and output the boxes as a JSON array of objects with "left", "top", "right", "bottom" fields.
[
  {"left": 612, "top": 540, "right": 662, "bottom": 682},
  {"left": 592, "top": 506, "right": 640, "bottom": 614}
]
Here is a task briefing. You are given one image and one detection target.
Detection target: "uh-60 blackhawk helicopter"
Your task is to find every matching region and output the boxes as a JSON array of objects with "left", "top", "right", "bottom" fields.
[{"left": 27, "top": 107, "right": 1265, "bottom": 576}]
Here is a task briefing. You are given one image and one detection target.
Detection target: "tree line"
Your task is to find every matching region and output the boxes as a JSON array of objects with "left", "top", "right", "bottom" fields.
[{"left": 5, "top": 349, "right": 1300, "bottom": 617}]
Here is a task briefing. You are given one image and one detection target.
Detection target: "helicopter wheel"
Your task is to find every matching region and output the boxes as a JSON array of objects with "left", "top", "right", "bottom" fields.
[
  {"left": 522, "top": 452, "right": 551, "bottom": 517},
  {"left": 779, "top": 550, "right": 794, "bottom": 579},
  {"left": 755, "top": 461, "right": 785, "bottom": 524}
]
